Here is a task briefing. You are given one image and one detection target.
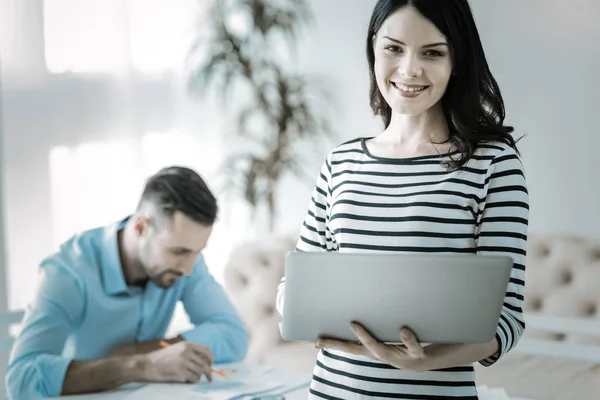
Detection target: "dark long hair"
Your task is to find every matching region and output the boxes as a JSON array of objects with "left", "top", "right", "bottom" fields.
[{"left": 367, "top": 0, "right": 519, "bottom": 168}]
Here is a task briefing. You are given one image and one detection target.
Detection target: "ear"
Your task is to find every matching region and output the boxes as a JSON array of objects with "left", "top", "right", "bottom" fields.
[{"left": 133, "top": 215, "right": 152, "bottom": 238}]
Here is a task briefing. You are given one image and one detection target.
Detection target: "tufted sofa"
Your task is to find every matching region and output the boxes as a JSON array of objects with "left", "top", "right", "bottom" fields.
[
  {"left": 223, "top": 235, "right": 319, "bottom": 372},
  {"left": 474, "top": 235, "right": 600, "bottom": 400},
  {"left": 223, "top": 234, "right": 600, "bottom": 400}
]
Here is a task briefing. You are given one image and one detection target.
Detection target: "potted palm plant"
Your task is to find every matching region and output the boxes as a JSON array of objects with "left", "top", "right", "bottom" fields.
[{"left": 187, "top": 0, "right": 334, "bottom": 232}]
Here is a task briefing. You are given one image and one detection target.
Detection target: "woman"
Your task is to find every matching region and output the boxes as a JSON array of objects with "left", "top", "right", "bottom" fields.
[{"left": 277, "top": 0, "right": 528, "bottom": 398}]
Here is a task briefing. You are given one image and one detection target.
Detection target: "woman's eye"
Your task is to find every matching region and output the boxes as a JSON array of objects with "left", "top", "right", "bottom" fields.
[
  {"left": 384, "top": 45, "right": 402, "bottom": 53},
  {"left": 424, "top": 50, "right": 445, "bottom": 57}
]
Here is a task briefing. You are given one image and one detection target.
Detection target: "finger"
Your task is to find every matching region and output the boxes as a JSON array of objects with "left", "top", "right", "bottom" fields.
[
  {"left": 189, "top": 344, "right": 215, "bottom": 365},
  {"left": 350, "top": 323, "right": 389, "bottom": 359},
  {"left": 400, "top": 328, "right": 425, "bottom": 358},
  {"left": 185, "top": 359, "right": 212, "bottom": 383},
  {"left": 316, "top": 339, "right": 372, "bottom": 358},
  {"left": 184, "top": 365, "right": 202, "bottom": 383},
  {"left": 187, "top": 353, "right": 207, "bottom": 370},
  {"left": 189, "top": 354, "right": 212, "bottom": 382},
  {"left": 186, "top": 351, "right": 213, "bottom": 367},
  {"left": 191, "top": 344, "right": 215, "bottom": 364},
  {"left": 350, "top": 323, "right": 379, "bottom": 347}
]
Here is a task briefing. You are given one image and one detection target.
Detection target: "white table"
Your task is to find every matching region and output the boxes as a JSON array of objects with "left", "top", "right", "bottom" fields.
[
  {"left": 56, "top": 386, "right": 534, "bottom": 400},
  {"left": 55, "top": 386, "right": 308, "bottom": 400},
  {"left": 50, "top": 363, "right": 535, "bottom": 400},
  {"left": 52, "top": 363, "right": 309, "bottom": 399}
]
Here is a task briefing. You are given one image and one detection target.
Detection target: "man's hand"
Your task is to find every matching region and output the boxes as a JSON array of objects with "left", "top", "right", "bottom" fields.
[
  {"left": 138, "top": 341, "right": 215, "bottom": 383},
  {"left": 316, "top": 323, "right": 430, "bottom": 372}
]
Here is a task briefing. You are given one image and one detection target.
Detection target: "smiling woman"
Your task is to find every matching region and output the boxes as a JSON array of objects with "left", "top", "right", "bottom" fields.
[
  {"left": 276, "top": 0, "right": 529, "bottom": 399},
  {"left": 366, "top": 0, "right": 518, "bottom": 167}
]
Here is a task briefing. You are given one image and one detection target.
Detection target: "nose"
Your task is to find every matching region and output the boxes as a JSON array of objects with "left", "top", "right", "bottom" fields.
[
  {"left": 399, "top": 53, "right": 423, "bottom": 78},
  {"left": 179, "top": 262, "right": 194, "bottom": 276}
]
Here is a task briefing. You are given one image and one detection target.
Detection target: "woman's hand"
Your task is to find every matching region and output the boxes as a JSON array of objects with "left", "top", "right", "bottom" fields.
[{"left": 315, "top": 323, "right": 430, "bottom": 372}]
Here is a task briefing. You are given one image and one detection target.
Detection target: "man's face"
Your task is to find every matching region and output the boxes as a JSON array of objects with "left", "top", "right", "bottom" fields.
[{"left": 137, "top": 211, "right": 212, "bottom": 289}]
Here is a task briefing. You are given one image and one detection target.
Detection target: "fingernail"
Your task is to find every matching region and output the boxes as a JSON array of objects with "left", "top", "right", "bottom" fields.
[{"left": 401, "top": 329, "right": 410, "bottom": 339}]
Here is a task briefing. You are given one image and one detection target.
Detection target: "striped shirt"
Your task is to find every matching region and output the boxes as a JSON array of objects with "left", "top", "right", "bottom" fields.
[{"left": 276, "top": 137, "right": 528, "bottom": 399}]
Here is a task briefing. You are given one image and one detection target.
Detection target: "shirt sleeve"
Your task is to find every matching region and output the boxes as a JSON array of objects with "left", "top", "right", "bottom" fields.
[
  {"left": 276, "top": 154, "right": 338, "bottom": 316},
  {"left": 179, "top": 255, "right": 249, "bottom": 364},
  {"left": 6, "top": 262, "right": 86, "bottom": 398},
  {"left": 476, "top": 147, "right": 529, "bottom": 366}
]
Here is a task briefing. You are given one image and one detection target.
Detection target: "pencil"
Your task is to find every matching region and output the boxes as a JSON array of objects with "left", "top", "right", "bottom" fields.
[{"left": 159, "top": 340, "right": 227, "bottom": 379}]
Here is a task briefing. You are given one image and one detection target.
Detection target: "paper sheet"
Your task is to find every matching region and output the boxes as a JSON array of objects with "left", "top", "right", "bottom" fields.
[{"left": 123, "top": 363, "right": 309, "bottom": 400}]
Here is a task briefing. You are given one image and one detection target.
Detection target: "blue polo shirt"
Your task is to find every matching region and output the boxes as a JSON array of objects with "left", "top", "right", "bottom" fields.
[{"left": 5, "top": 219, "right": 248, "bottom": 399}]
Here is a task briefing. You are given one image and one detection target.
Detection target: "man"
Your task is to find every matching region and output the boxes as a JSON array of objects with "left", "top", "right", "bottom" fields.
[{"left": 5, "top": 166, "right": 248, "bottom": 399}]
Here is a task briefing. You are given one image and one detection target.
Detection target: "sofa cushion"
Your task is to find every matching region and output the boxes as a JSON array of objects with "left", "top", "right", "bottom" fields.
[{"left": 525, "top": 236, "right": 600, "bottom": 345}]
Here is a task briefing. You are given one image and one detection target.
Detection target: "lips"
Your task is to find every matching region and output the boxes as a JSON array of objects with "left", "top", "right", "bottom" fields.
[{"left": 392, "top": 82, "right": 430, "bottom": 93}]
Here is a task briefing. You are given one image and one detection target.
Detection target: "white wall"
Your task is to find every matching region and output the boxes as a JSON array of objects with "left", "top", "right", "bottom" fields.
[
  {"left": 468, "top": 0, "right": 600, "bottom": 238},
  {"left": 1, "top": 0, "right": 600, "bottom": 312}
]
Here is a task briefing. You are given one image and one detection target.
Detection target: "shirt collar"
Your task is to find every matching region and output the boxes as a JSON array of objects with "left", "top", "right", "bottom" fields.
[{"left": 99, "top": 218, "right": 130, "bottom": 296}]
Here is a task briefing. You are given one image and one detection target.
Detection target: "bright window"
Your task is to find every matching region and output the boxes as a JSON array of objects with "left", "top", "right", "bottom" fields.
[
  {"left": 43, "top": 0, "right": 202, "bottom": 74},
  {"left": 47, "top": 131, "right": 206, "bottom": 246}
]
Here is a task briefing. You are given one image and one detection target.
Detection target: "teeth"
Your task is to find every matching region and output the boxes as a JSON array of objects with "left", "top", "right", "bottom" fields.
[{"left": 394, "top": 83, "right": 427, "bottom": 92}]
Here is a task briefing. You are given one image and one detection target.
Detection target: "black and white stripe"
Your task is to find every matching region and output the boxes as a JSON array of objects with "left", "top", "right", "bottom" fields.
[{"left": 277, "top": 137, "right": 528, "bottom": 399}]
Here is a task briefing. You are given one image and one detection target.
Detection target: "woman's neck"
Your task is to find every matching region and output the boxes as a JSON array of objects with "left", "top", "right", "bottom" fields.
[{"left": 381, "top": 104, "right": 449, "bottom": 147}]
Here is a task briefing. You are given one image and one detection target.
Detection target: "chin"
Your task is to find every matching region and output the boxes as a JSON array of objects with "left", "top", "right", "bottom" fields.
[
  {"left": 389, "top": 97, "right": 444, "bottom": 117},
  {"left": 390, "top": 104, "right": 432, "bottom": 116},
  {"left": 153, "top": 279, "right": 176, "bottom": 289}
]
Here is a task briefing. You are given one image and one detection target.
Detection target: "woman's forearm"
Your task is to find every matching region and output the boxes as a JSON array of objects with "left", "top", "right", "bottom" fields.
[{"left": 421, "top": 337, "right": 499, "bottom": 371}]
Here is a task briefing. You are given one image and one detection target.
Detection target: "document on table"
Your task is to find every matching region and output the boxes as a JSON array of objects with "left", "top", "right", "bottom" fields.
[{"left": 123, "top": 363, "right": 310, "bottom": 400}]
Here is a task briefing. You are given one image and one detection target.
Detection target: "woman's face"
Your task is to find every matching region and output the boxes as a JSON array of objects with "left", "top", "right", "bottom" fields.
[{"left": 373, "top": 6, "right": 453, "bottom": 116}]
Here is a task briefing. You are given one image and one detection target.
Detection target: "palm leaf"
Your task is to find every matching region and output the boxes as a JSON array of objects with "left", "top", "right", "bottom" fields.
[{"left": 187, "top": 0, "right": 334, "bottom": 230}]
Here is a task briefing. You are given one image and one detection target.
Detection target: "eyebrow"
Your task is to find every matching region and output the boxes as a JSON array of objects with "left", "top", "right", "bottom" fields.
[
  {"left": 381, "top": 36, "right": 449, "bottom": 48},
  {"left": 171, "top": 247, "right": 193, "bottom": 253}
]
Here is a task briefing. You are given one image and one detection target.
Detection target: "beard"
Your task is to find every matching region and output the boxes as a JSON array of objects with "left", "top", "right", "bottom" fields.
[{"left": 150, "top": 269, "right": 183, "bottom": 289}]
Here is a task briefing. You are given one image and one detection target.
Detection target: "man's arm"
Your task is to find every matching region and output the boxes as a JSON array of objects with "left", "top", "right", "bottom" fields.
[
  {"left": 178, "top": 255, "right": 249, "bottom": 363},
  {"left": 6, "top": 263, "right": 153, "bottom": 397},
  {"left": 6, "top": 262, "right": 85, "bottom": 398},
  {"left": 107, "top": 335, "right": 183, "bottom": 357},
  {"left": 61, "top": 341, "right": 214, "bottom": 395},
  {"left": 5, "top": 263, "right": 147, "bottom": 397},
  {"left": 60, "top": 356, "right": 146, "bottom": 395}
]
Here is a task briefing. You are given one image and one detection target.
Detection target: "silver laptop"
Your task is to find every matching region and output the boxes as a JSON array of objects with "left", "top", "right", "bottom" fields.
[{"left": 281, "top": 252, "right": 513, "bottom": 344}]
